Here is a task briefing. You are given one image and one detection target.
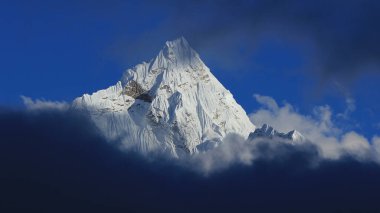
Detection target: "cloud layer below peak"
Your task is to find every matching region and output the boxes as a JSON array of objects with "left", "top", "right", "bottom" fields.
[
  {"left": 250, "top": 94, "right": 380, "bottom": 162},
  {"left": 1, "top": 95, "right": 380, "bottom": 212}
]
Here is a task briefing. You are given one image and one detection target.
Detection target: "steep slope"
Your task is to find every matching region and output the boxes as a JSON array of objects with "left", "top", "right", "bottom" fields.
[{"left": 73, "top": 37, "right": 255, "bottom": 157}]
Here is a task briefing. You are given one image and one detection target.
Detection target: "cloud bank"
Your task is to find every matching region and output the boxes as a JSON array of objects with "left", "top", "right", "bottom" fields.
[
  {"left": 250, "top": 94, "right": 380, "bottom": 161},
  {"left": 21, "top": 95, "right": 69, "bottom": 111},
  {"left": 17, "top": 95, "right": 380, "bottom": 171},
  {"left": 1, "top": 108, "right": 380, "bottom": 212},
  {"left": 1, "top": 93, "right": 380, "bottom": 212}
]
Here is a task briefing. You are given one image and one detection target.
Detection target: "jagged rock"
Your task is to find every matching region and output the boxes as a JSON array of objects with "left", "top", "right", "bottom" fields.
[
  {"left": 248, "top": 124, "right": 305, "bottom": 143},
  {"left": 124, "top": 80, "right": 146, "bottom": 98}
]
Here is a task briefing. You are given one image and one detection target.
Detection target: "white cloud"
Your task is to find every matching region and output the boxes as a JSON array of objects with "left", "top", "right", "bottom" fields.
[
  {"left": 341, "top": 131, "right": 371, "bottom": 160},
  {"left": 253, "top": 94, "right": 279, "bottom": 111},
  {"left": 177, "top": 94, "right": 380, "bottom": 174},
  {"left": 188, "top": 134, "right": 255, "bottom": 174},
  {"left": 249, "top": 94, "right": 378, "bottom": 161},
  {"left": 19, "top": 94, "right": 378, "bottom": 175},
  {"left": 250, "top": 95, "right": 338, "bottom": 138},
  {"left": 21, "top": 96, "right": 69, "bottom": 111}
]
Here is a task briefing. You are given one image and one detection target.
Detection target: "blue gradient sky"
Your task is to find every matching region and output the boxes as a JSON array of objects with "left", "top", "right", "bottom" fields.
[{"left": 1, "top": 0, "right": 380, "bottom": 137}]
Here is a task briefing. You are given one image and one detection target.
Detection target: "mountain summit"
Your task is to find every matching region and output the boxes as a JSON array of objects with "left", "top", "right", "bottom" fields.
[{"left": 73, "top": 37, "right": 255, "bottom": 157}]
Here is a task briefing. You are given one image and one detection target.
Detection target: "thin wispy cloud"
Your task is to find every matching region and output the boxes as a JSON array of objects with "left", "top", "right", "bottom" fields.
[{"left": 21, "top": 96, "right": 69, "bottom": 111}]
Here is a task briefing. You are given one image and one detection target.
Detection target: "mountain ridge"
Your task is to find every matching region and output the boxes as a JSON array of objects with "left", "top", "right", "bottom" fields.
[
  {"left": 248, "top": 124, "right": 305, "bottom": 143},
  {"left": 73, "top": 37, "right": 256, "bottom": 157}
]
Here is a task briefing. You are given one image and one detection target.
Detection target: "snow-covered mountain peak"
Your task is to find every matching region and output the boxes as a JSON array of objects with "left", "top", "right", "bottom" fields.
[
  {"left": 164, "top": 37, "right": 191, "bottom": 55},
  {"left": 137, "top": 36, "right": 201, "bottom": 73},
  {"left": 248, "top": 124, "right": 305, "bottom": 143},
  {"left": 120, "top": 37, "right": 206, "bottom": 92},
  {"left": 73, "top": 37, "right": 255, "bottom": 157},
  {"left": 162, "top": 37, "right": 199, "bottom": 67},
  {"left": 260, "top": 124, "right": 276, "bottom": 135}
]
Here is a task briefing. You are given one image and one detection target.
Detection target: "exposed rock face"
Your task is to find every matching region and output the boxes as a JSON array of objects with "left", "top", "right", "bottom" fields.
[
  {"left": 123, "top": 80, "right": 146, "bottom": 98},
  {"left": 73, "top": 37, "right": 255, "bottom": 157}
]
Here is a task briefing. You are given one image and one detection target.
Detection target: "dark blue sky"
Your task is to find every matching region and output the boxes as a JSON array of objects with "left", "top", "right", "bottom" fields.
[{"left": 1, "top": 0, "right": 380, "bottom": 137}]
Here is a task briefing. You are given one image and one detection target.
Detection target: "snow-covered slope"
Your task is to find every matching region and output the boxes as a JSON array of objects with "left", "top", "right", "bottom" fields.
[
  {"left": 73, "top": 37, "right": 255, "bottom": 157},
  {"left": 248, "top": 124, "right": 305, "bottom": 143}
]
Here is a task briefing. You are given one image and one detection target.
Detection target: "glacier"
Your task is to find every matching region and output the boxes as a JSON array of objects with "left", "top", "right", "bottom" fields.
[{"left": 73, "top": 37, "right": 256, "bottom": 158}]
